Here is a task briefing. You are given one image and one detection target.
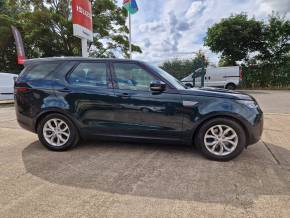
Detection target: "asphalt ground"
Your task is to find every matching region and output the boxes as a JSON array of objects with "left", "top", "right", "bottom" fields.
[{"left": 0, "top": 90, "right": 290, "bottom": 218}]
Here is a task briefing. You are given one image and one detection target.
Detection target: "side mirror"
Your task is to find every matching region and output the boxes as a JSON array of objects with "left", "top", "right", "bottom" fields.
[{"left": 150, "top": 80, "right": 166, "bottom": 92}]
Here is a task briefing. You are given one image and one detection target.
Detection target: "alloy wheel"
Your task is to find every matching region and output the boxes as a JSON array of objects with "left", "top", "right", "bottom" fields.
[
  {"left": 204, "top": 124, "right": 238, "bottom": 156},
  {"left": 43, "top": 118, "right": 70, "bottom": 147}
]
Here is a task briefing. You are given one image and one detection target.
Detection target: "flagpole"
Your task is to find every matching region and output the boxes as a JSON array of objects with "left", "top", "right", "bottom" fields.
[{"left": 129, "top": 13, "right": 132, "bottom": 59}]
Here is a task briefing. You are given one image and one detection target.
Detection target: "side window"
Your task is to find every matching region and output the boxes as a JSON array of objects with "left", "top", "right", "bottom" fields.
[
  {"left": 67, "top": 62, "right": 107, "bottom": 87},
  {"left": 113, "top": 63, "right": 155, "bottom": 91},
  {"left": 24, "top": 62, "right": 59, "bottom": 80}
]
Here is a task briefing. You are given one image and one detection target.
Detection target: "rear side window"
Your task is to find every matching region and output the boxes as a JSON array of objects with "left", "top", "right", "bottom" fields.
[
  {"left": 24, "top": 63, "right": 59, "bottom": 80},
  {"left": 67, "top": 62, "right": 108, "bottom": 88}
]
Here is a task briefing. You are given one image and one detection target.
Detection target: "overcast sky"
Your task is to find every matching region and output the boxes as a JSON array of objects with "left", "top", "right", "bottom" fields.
[{"left": 116, "top": 0, "right": 290, "bottom": 65}]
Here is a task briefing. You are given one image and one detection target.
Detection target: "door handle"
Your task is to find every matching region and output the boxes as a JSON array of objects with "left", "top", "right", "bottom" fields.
[{"left": 117, "top": 93, "right": 130, "bottom": 99}]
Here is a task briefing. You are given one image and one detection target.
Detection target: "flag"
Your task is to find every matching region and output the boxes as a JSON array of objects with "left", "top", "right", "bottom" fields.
[
  {"left": 11, "top": 26, "right": 26, "bottom": 65},
  {"left": 123, "top": 0, "right": 138, "bottom": 15}
]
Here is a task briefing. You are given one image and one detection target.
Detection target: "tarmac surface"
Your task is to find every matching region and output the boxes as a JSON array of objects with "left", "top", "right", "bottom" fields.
[{"left": 0, "top": 90, "right": 290, "bottom": 217}]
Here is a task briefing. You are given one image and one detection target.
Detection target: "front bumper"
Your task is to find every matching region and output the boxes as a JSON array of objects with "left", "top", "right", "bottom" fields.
[{"left": 246, "top": 113, "right": 264, "bottom": 146}]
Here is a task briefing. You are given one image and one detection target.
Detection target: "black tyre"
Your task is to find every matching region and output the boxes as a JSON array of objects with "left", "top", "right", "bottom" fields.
[
  {"left": 37, "top": 113, "right": 79, "bottom": 151},
  {"left": 225, "top": 83, "right": 236, "bottom": 90},
  {"left": 195, "top": 118, "right": 246, "bottom": 161}
]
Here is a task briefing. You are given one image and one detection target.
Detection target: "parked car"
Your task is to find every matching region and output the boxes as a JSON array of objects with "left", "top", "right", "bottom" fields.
[
  {"left": 181, "top": 66, "right": 242, "bottom": 90},
  {"left": 15, "top": 57, "right": 263, "bottom": 161},
  {"left": 0, "top": 72, "right": 18, "bottom": 100}
]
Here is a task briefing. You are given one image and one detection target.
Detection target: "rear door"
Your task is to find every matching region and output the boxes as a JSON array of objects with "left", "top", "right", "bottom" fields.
[{"left": 54, "top": 61, "right": 117, "bottom": 136}]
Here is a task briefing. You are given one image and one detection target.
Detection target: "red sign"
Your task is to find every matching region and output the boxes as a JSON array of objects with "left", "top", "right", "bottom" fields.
[
  {"left": 72, "top": 0, "right": 93, "bottom": 41},
  {"left": 72, "top": 0, "right": 92, "bottom": 31}
]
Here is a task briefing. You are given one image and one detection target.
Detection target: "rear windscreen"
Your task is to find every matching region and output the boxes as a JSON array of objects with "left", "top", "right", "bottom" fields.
[{"left": 21, "top": 62, "right": 60, "bottom": 80}]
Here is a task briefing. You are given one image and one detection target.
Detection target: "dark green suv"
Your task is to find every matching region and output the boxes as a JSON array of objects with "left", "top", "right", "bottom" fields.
[{"left": 15, "top": 57, "right": 263, "bottom": 161}]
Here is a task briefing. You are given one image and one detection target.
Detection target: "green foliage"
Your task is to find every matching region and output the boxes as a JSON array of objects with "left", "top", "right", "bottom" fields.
[
  {"left": 0, "top": 0, "right": 141, "bottom": 72},
  {"left": 0, "top": 0, "right": 30, "bottom": 72},
  {"left": 205, "top": 13, "right": 290, "bottom": 88},
  {"left": 204, "top": 13, "right": 264, "bottom": 65},
  {"left": 160, "top": 51, "right": 209, "bottom": 80},
  {"left": 242, "top": 59, "right": 290, "bottom": 88},
  {"left": 218, "top": 56, "right": 237, "bottom": 67},
  {"left": 0, "top": 14, "right": 21, "bottom": 72},
  {"left": 257, "top": 13, "right": 290, "bottom": 65}
]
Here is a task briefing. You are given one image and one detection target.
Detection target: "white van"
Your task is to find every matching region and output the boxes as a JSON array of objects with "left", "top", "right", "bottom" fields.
[
  {"left": 181, "top": 66, "right": 242, "bottom": 90},
  {"left": 0, "top": 72, "right": 18, "bottom": 100}
]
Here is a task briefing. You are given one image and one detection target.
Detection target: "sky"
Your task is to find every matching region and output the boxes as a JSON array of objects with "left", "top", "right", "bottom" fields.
[{"left": 116, "top": 0, "right": 290, "bottom": 65}]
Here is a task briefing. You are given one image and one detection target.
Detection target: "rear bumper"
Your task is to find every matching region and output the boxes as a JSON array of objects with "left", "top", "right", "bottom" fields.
[{"left": 16, "top": 110, "right": 36, "bottom": 133}]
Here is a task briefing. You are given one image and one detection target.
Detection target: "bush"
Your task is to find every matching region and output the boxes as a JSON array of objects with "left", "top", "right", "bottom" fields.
[
  {"left": 160, "top": 51, "right": 209, "bottom": 80},
  {"left": 242, "top": 62, "right": 290, "bottom": 88}
]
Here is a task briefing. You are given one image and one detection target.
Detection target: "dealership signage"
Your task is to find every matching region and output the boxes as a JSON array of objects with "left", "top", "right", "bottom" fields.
[{"left": 72, "top": 0, "right": 93, "bottom": 56}]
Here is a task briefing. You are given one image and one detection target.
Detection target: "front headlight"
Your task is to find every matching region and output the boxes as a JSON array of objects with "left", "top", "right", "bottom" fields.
[{"left": 236, "top": 100, "right": 258, "bottom": 109}]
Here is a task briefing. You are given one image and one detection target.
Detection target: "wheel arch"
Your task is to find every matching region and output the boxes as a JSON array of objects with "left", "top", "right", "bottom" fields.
[
  {"left": 225, "top": 82, "right": 236, "bottom": 89},
  {"left": 34, "top": 109, "right": 78, "bottom": 133},
  {"left": 192, "top": 114, "right": 250, "bottom": 146}
]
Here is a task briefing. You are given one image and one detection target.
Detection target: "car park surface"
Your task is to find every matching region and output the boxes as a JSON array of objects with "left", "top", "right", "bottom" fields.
[{"left": 0, "top": 90, "right": 290, "bottom": 217}]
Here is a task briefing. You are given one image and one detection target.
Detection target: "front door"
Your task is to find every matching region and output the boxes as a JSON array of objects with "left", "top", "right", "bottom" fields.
[{"left": 111, "top": 61, "right": 183, "bottom": 141}]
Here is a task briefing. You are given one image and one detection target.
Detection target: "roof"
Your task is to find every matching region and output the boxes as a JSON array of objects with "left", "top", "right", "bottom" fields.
[{"left": 24, "top": 57, "right": 138, "bottom": 66}]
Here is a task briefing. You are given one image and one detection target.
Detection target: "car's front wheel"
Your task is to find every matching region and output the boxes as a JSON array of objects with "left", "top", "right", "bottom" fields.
[
  {"left": 195, "top": 118, "right": 246, "bottom": 161},
  {"left": 37, "top": 113, "right": 79, "bottom": 151}
]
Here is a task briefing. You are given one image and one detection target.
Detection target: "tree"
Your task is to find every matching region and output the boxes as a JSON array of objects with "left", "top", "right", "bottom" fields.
[
  {"left": 0, "top": 0, "right": 141, "bottom": 72},
  {"left": 0, "top": 1, "right": 29, "bottom": 72},
  {"left": 204, "top": 13, "right": 264, "bottom": 65},
  {"left": 90, "top": 0, "right": 141, "bottom": 57},
  {"left": 218, "top": 56, "right": 236, "bottom": 67},
  {"left": 0, "top": 14, "right": 19, "bottom": 72},
  {"left": 160, "top": 51, "right": 209, "bottom": 80},
  {"left": 257, "top": 13, "right": 290, "bottom": 65}
]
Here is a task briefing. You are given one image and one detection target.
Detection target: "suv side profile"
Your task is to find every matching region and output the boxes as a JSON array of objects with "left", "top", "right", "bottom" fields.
[{"left": 15, "top": 57, "right": 263, "bottom": 161}]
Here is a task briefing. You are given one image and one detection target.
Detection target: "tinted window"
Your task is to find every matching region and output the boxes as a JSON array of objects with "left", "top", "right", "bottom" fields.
[
  {"left": 113, "top": 63, "right": 155, "bottom": 91},
  {"left": 146, "top": 63, "right": 186, "bottom": 90},
  {"left": 24, "top": 62, "right": 59, "bottom": 80},
  {"left": 68, "top": 62, "right": 107, "bottom": 87}
]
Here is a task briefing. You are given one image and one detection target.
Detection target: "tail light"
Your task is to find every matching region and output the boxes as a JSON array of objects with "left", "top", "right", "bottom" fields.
[
  {"left": 239, "top": 67, "right": 243, "bottom": 81},
  {"left": 15, "top": 87, "right": 30, "bottom": 93}
]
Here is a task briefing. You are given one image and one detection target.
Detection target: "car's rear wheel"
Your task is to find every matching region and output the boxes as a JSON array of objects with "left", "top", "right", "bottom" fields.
[
  {"left": 37, "top": 113, "right": 79, "bottom": 151},
  {"left": 195, "top": 118, "right": 246, "bottom": 161}
]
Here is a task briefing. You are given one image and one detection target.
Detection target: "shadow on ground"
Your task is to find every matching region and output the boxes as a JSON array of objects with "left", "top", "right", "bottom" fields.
[{"left": 22, "top": 140, "right": 290, "bottom": 208}]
